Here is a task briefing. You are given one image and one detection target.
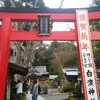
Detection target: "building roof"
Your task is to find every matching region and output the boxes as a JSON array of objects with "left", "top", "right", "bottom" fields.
[
  {"left": 63, "top": 68, "right": 100, "bottom": 76},
  {"left": 49, "top": 75, "right": 58, "bottom": 80},
  {"left": 62, "top": 68, "right": 79, "bottom": 76},
  {"left": 27, "top": 66, "right": 49, "bottom": 77},
  {"left": 35, "top": 66, "right": 49, "bottom": 75},
  {"left": 8, "top": 62, "right": 28, "bottom": 75},
  {"left": 65, "top": 71, "right": 78, "bottom": 76}
]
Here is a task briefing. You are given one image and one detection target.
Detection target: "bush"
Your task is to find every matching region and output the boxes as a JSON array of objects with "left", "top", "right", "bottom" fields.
[
  {"left": 67, "top": 96, "right": 83, "bottom": 100},
  {"left": 67, "top": 96, "right": 76, "bottom": 100},
  {"left": 73, "top": 84, "right": 83, "bottom": 98},
  {"left": 62, "top": 84, "right": 74, "bottom": 93}
]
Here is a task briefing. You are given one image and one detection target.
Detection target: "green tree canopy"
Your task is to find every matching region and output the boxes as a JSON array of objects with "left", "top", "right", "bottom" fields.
[
  {"left": 91, "top": 0, "right": 100, "bottom": 68},
  {"left": 33, "top": 41, "right": 78, "bottom": 74},
  {"left": 0, "top": 0, "right": 45, "bottom": 8},
  {"left": 91, "top": 0, "right": 100, "bottom": 6}
]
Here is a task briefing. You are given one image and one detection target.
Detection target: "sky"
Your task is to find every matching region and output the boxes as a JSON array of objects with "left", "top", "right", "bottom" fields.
[
  {"left": 43, "top": 0, "right": 92, "bottom": 8},
  {"left": 43, "top": 0, "right": 92, "bottom": 44},
  {"left": 43, "top": 0, "right": 92, "bottom": 31}
]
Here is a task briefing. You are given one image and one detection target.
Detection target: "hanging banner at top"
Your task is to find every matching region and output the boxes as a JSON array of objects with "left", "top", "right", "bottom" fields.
[{"left": 76, "top": 10, "right": 99, "bottom": 100}]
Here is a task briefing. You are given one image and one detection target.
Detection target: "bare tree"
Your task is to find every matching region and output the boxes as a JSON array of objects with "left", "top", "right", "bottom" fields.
[{"left": 6, "top": 0, "right": 45, "bottom": 68}]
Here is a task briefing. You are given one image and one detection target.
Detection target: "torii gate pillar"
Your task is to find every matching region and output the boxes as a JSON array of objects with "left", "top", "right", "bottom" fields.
[{"left": 0, "top": 18, "right": 11, "bottom": 100}]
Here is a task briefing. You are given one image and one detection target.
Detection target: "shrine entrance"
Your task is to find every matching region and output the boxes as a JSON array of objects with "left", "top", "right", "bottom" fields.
[{"left": 0, "top": 7, "right": 100, "bottom": 100}]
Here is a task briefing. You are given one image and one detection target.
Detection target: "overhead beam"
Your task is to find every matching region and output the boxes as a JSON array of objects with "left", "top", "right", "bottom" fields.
[
  {"left": 0, "top": 7, "right": 99, "bottom": 21},
  {"left": 0, "top": 12, "right": 100, "bottom": 22},
  {"left": 10, "top": 31, "right": 100, "bottom": 41}
]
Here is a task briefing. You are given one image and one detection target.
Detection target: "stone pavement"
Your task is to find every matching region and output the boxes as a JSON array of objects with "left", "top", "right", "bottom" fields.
[
  {"left": 38, "top": 95, "right": 46, "bottom": 100},
  {"left": 26, "top": 94, "right": 46, "bottom": 100}
]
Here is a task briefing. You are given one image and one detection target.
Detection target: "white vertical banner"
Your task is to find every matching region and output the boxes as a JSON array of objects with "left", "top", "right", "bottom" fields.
[{"left": 76, "top": 10, "right": 99, "bottom": 100}]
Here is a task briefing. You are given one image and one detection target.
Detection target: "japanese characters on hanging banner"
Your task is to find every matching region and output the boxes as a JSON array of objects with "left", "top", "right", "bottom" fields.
[{"left": 76, "top": 10, "right": 99, "bottom": 100}]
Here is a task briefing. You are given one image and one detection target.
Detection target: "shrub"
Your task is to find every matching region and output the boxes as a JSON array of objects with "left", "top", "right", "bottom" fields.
[
  {"left": 62, "top": 84, "right": 74, "bottom": 93},
  {"left": 73, "top": 84, "right": 83, "bottom": 98},
  {"left": 67, "top": 96, "right": 76, "bottom": 100}
]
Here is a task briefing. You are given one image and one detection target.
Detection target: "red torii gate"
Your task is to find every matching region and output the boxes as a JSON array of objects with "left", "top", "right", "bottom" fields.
[{"left": 0, "top": 7, "right": 100, "bottom": 100}]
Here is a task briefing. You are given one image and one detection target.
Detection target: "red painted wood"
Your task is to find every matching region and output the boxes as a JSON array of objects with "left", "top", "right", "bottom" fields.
[
  {"left": 91, "top": 31, "right": 100, "bottom": 40},
  {"left": 0, "top": 18, "right": 11, "bottom": 100},
  {"left": 0, "top": 13, "right": 75, "bottom": 21},
  {"left": 10, "top": 31, "right": 76, "bottom": 41},
  {"left": 9, "top": 31, "right": 100, "bottom": 41},
  {"left": 89, "top": 12, "right": 100, "bottom": 21},
  {"left": 0, "top": 11, "right": 100, "bottom": 21}
]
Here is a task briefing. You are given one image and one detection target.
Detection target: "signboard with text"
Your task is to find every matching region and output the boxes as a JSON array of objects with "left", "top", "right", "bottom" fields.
[
  {"left": 38, "top": 15, "right": 50, "bottom": 35},
  {"left": 76, "top": 10, "right": 99, "bottom": 100}
]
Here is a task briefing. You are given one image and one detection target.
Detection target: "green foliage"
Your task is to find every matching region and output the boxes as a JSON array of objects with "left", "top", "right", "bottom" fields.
[
  {"left": 67, "top": 96, "right": 76, "bottom": 100},
  {"left": 33, "top": 41, "right": 78, "bottom": 74},
  {"left": 90, "top": 0, "right": 100, "bottom": 31},
  {"left": 92, "top": 41, "right": 100, "bottom": 68},
  {"left": 3, "top": 0, "right": 45, "bottom": 8},
  {"left": 33, "top": 44, "right": 51, "bottom": 67},
  {"left": 48, "top": 67, "right": 58, "bottom": 74},
  {"left": 62, "top": 84, "right": 74, "bottom": 93},
  {"left": 45, "top": 79, "right": 52, "bottom": 88},
  {"left": 50, "top": 41, "right": 78, "bottom": 68},
  {"left": 73, "top": 84, "right": 83, "bottom": 98},
  {"left": 92, "top": 0, "right": 100, "bottom": 6},
  {"left": 90, "top": 22, "right": 100, "bottom": 31},
  {"left": 90, "top": 0, "right": 100, "bottom": 68}
]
